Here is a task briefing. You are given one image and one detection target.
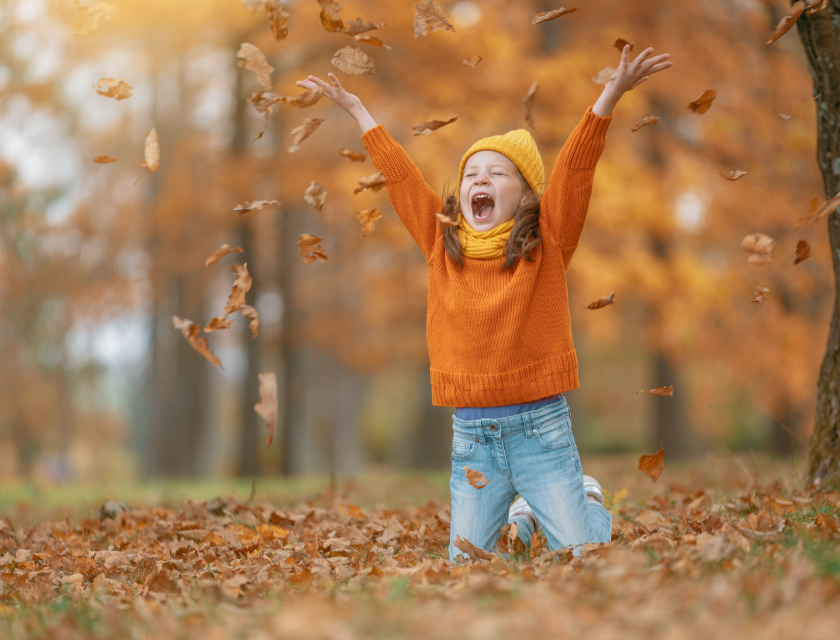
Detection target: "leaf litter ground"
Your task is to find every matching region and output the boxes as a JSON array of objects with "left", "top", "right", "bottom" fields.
[{"left": 1, "top": 455, "right": 839, "bottom": 639}]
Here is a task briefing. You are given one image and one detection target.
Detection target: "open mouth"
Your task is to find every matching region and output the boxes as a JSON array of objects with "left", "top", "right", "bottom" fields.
[{"left": 471, "top": 193, "right": 495, "bottom": 221}]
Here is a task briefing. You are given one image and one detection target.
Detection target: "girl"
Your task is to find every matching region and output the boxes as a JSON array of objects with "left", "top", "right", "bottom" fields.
[{"left": 298, "top": 44, "right": 673, "bottom": 560}]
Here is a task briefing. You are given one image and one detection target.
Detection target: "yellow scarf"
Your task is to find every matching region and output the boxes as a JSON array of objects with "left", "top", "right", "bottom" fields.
[{"left": 457, "top": 213, "right": 515, "bottom": 260}]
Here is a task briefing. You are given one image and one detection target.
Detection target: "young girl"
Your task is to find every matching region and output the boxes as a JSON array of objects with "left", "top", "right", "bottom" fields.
[{"left": 298, "top": 44, "right": 673, "bottom": 560}]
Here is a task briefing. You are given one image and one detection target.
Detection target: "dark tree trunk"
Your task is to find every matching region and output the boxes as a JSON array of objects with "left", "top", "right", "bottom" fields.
[{"left": 795, "top": 2, "right": 840, "bottom": 486}]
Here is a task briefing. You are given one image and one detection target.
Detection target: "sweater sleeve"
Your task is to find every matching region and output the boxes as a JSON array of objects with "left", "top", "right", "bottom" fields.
[
  {"left": 539, "top": 106, "right": 613, "bottom": 268},
  {"left": 362, "top": 124, "right": 441, "bottom": 261}
]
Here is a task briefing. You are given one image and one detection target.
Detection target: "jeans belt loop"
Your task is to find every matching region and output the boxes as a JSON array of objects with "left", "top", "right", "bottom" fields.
[{"left": 523, "top": 412, "right": 531, "bottom": 435}]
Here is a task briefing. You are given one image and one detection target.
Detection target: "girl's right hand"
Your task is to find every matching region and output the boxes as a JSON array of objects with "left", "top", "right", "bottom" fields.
[{"left": 296, "top": 73, "right": 362, "bottom": 115}]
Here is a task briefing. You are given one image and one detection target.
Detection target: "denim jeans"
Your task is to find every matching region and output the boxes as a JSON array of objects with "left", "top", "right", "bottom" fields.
[{"left": 448, "top": 396, "right": 612, "bottom": 561}]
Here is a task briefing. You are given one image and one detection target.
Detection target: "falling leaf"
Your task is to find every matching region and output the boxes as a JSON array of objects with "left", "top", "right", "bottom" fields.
[
  {"left": 767, "top": 0, "right": 816, "bottom": 47},
  {"left": 254, "top": 371, "right": 277, "bottom": 447},
  {"left": 340, "top": 149, "right": 367, "bottom": 162},
  {"left": 412, "top": 116, "right": 458, "bottom": 136},
  {"left": 591, "top": 66, "right": 618, "bottom": 85},
  {"left": 796, "top": 190, "right": 840, "bottom": 227},
  {"left": 345, "top": 18, "right": 385, "bottom": 36},
  {"left": 221, "top": 263, "right": 252, "bottom": 317},
  {"left": 92, "top": 155, "right": 118, "bottom": 164},
  {"left": 172, "top": 316, "right": 221, "bottom": 366},
  {"left": 233, "top": 199, "right": 281, "bottom": 215},
  {"left": 92, "top": 78, "right": 132, "bottom": 100},
  {"left": 331, "top": 46, "right": 375, "bottom": 78},
  {"left": 297, "top": 234, "right": 329, "bottom": 264},
  {"left": 353, "top": 34, "right": 391, "bottom": 49},
  {"left": 204, "top": 316, "right": 235, "bottom": 333},
  {"left": 532, "top": 7, "right": 577, "bottom": 25},
  {"left": 750, "top": 284, "right": 769, "bottom": 303},
  {"left": 453, "top": 535, "right": 494, "bottom": 561},
  {"left": 353, "top": 171, "right": 386, "bottom": 194},
  {"left": 435, "top": 212, "right": 459, "bottom": 227},
  {"left": 636, "top": 385, "right": 675, "bottom": 397},
  {"left": 318, "top": 0, "right": 345, "bottom": 32},
  {"left": 462, "top": 56, "right": 482, "bottom": 69},
  {"left": 278, "top": 86, "right": 325, "bottom": 108},
  {"left": 205, "top": 244, "right": 244, "bottom": 267},
  {"left": 304, "top": 181, "right": 327, "bottom": 212},
  {"left": 741, "top": 233, "right": 776, "bottom": 265},
  {"left": 523, "top": 80, "right": 539, "bottom": 130},
  {"left": 638, "top": 440, "right": 665, "bottom": 482},
  {"left": 413, "top": 0, "right": 456, "bottom": 39},
  {"left": 612, "top": 38, "right": 634, "bottom": 52},
  {"left": 237, "top": 43, "right": 274, "bottom": 92},
  {"left": 587, "top": 291, "right": 616, "bottom": 310},
  {"left": 240, "top": 305, "right": 260, "bottom": 338},
  {"left": 288, "top": 117, "right": 325, "bottom": 153},
  {"left": 720, "top": 169, "right": 747, "bottom": 181},
  {"left": 688, "top": 89, "right": 716, "bottom": 114},
  {"left": 266, "top": 3, "right": 292, "bottom": 40},
  {"left": 794, "top": 240, "right": 812, "bottom": 265},
  {"left": 356, "top": 209, "right": 382, "bottom": 236},
  {"left": 246, "top": 90, "right": 282, "bottom": 140},
  {"left": 630, "top": 116, "right": 659, "bottom": 132},
  {"left": 140, "top": 127, "right": 159, "bottom": 176},
  {"left": 464, "top": 466, "right": 489, "bottom": 489},
  {"left": 71, "top": 1, "right": 113, "bottom": 35}
]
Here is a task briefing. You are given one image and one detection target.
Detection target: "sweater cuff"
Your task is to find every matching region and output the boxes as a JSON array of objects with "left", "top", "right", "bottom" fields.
[{"left": 361, "top": 124, "right": 416, "bottom": 182}]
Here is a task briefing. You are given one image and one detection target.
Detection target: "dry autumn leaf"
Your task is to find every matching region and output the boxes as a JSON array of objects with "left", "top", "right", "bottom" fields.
[
  {"left": 462, "top": 56, "right": 482, "bottom": 69},
  {"left": 345, "top": 18, "right": 385, "bottom": 36},
  {"left": 356, "top": 209, "right": 381, "bottom": 236},
  {"left": 750, "top": 284, "right": 769, "bottom": 303},
  {"left": 205, "top": 244, "right": 244, "bottom": 267},
  {"left": 435, "top": 212, "right": 459, "bottom": 227},
  {"left": 794, "top": 240, "right": 812, "bottom": 265},
  {"left": 318, "top": 0, "right": 345, "bottom": 32},
  {"left": 247, "top": 90, "right": 282, "bottom": 140},
  {"left": 297, "top": 233, "right": 329, "bottom": 264},
  {"left": 340, "top": 149, "right": 367, "bottom": 162},
  {"left": 288, "top": 118, "right": 325, "bottom": 153},
  {"left": 254, "top": 371, "right": 277, "bottom": 448},
  {"left": 353, "top": 171, "right": 386, "bottom": 194},
  {"left": 453, "top": 535, "right": 494, "bottom": 561},
  {"left": 741, "top": 233, "right": 776, "bottom": 265},
  {"left": 233, "top": 199, "right": 281, "bottom": 214},
  {"left": 413, "top": 0, "right": 456, "bottom": 39},
  {"left": 237, "top": 43, "right": 273, "bottom": 92},
  {"left": 412, "top": 116, "right": 458, "bottom": 136},
  {"left": 613, "top": 38, "right": 634, "bottom": 52},
  {"left": 464, "top": 466, "right": 489, "bottom": 489},
  {"left": 221, "top": 263, "right": 252, "bottom": 317},
  {"left": 587, "top": 291, "right": 616, "bottom": 310},
  {"left": 204, "top": 316, "right": 235, "bottom": 333},
  {"left": 796, "top": 190, "right": 840, "bottom": 227},
  {"left": 636, "top": 385, "right": 675, "bottom": 397},
  {"left": 720, "top": 169, "right": 747, "bottom": 181},
  {"left": 304, "top": 181, "right": 327, "bottom": 212},
  {"left": 240, "top": 305, "right": 260, "bottom": 338},
  {"left": 92, "top": 155, "right": 118, "bottom": 164},
  {"left": 638, "top": 440, "right": 665, "bottom": 482},
  {"left": 135, "top": 127, "right": 160, "bottom": 184},
  {"left": 71, "top": 1, "right": 113, "bottom": 35},
  {"left": 630, "top": 115, "right": 660, "bottom": 132},
  {"left": 591, "top": 66, "right": 618, "bottom": 85},
  {"left": 266, "top": 2, "right": 292, "bottom": 40},
  {"left": 353, "top": 34, "right": 391, "bottom": 49},
  {"left": 688, "top": 89, "right": 716, "bottom": 114},
  {"left": 278, "top": 86, "right": 325, "bottom": 108},
  {"left": 331, "top": 46, "right": 375, "bottom": 78},
  {"left": 172, "top": 316, "right": 221, "bottom": 367},
  {"left": 532, "top": 7, "right": 577, "bottom": 25},
  {"left": 767, "top": 0, "right": 827, "bottom": 47},
  {"left": 523, "top": 80, "right": 539, "bottom": 130},
  {"left": 93, "top": 78, "right": 132, "bottom": 100}
]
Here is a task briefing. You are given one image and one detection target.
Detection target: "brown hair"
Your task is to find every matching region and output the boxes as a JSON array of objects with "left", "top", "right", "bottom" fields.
[{"left": 440, "top": 175, "right": 542, "bottom": 270}]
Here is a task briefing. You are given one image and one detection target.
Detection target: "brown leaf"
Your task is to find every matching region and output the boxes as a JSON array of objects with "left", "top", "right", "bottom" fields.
[
  {"left": 638, "top": 440, "right": 665, "bottom": 482},
  {"left": 345, "top": 18, "right": 385, "bottom": 36},
  {"left": 435, "top": 212, "right": 459, "bottom": 227},
  {"left": 591, "top": 66, "right": 618, "bottom": 85},
  {"left": 688, "top": 89, "right": 716, "bottom": 114},
  {"left": 254, "top": 371, "right": 277, "bottom": 448},
  {"left": 750, "top": 284, "right": 769, "bottom": 303},
  {"left": 453, "top": 535, "right": 494, "bottom": 561},
  {"left": 462, "top": 56, "right": 482, "bottom": 69},
  {"left": 796, "top": 190, "right": 840, "bottom": 227},
  {"left": 794, "top": 240, "right": 812, "bottom": 265},
  {"left": 266, "top": 3, "right": 292, "bottom": 40},
  {"left": 221, "top": 263, "right": 252, "bottom": 317},
  {"left": 288, "top": 118, "right": 325, "bottom": 153},
  {"left": 741, "top": 233, "right": 776, "bottom": 265},
  {"left": 204, "top": 316, "right": 235, "bottom": 333},
  {"left": 318, "top": 0, "right": 345, "bottom": 32},
  {"left": 814, "top": 513, "right": 839, "bottom": 537},
  {"left": 767, "top": 0, "right": 810, "bottom": 46},
  {"left": 532, "top": 7, "right": 577, "bottom": 25},
  {"left": 233, "top": 199, "right": 281, "bottom": 214},
  {"left": 612, "top": 38, "right": 634, "bottom": 52},
  {"left": 413, "top": 0, "right": 456, "bottom": 39},
  {"left": 240, "top": 305, "right": 260, "bottom": 338},
  {"left": 205, "top": 243, "right": 243, "bottom": 267},
  {"left": 278, "top": 86, "right": 325, "bottom": 108},
  {"left": 141, "top": 127, "right": 160, "bottom": 174},
  {"left": 172, "top": 316, "right": 221, "bottom": 366},
  {"left": 304, "top": 181, "right": 327, "bottom": 212},
  {"left": 331, "top": 46, "right": 375, "bottom": 78},
  {"left": 340, "top": 149, "right": 367, "bottom": 162},
  {"left": 522, "top": 80, "right": 539, "bottom": 130},
  {"left": 297, "top": 234, "right": 329, "bottom": 264},
  {"left": 464, "top": 466, "right": 489, "bottom": 489},
  {"left": 587, "top": 291, "right": 615, "bottom": 310},
  {"left": 237, "top": 43, "right": 273, "bottom": 92},
  {"left": 636, "top": 385, "right": 674, "bottom": 397},
  {"left": 93, "top": 78, "right": 132, "bottom": 100},
  {"left": 719, "top": 169, "right": 747, "bottom": 181},
  {"left": 72, "top": 1, "right": 113, "bottom": 36},
  {"left": 92, "top": 155, "right": 118, "bottom": 164},
  {"left": 353, "top": 34, "right": 391, "bottom": 49},
  {"left": 412, "top": 116, "right": 458, "bottom": 136},
  {"left": 246, "top": 90, "right": 282, "bottom": 140},
  {"left": 353, "top": 171, "right": 386, "bottom": 194},
  {"left": 356, "top": 209, "right": 382, "bottom": 236},
  {"left": 630, "top": 116, "right": 659, "bottom": 132}
]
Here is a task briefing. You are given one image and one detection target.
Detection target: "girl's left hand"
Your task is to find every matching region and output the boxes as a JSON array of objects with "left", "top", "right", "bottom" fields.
[{"left": 607, "top": 45, "right": 673, "bottom": 94}]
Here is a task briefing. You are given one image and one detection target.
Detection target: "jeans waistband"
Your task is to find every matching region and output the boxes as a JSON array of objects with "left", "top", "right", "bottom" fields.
[{"left": 451, "top": 396, "right": 569, "bottom": 435}]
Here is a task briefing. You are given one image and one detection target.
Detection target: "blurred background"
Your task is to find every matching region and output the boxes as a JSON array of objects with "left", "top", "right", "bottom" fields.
[{"left": 0, "top": 0, "right": 829, "bottom": 484}]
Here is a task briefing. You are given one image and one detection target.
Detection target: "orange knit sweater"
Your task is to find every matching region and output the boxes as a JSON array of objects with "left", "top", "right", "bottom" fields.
[{"left": 361, "top": 106, "right": 613, "bottom": 407}]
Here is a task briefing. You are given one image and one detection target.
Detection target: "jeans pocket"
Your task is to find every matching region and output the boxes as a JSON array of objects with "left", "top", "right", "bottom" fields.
[
  {"left": 451, "top": 430, "right": 478, "bottom": 462},
  {"left": 533, "top": 412, "right": 573, "bottom": 450}
]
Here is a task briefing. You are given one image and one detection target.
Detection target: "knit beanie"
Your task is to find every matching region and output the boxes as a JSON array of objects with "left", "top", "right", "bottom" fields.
[{"left": 458, "top": 129, "right": 545, "bottom": 194}]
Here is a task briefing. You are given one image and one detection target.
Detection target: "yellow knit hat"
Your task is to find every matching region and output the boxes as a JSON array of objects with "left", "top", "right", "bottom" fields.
[{"left": 458, "top": 129, "right": 545, "bottom": 194}]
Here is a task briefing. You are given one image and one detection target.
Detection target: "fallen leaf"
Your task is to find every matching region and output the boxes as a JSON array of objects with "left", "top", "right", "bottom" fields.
[
  {"left": 205, "top": 244, "right": 244, "bottom": 267},
  {"left": 591, "top": 66, "right": 617, "bottom": 85},
  {"left": 254, "top": 371, "right": 277, "bottom": 447},
  {"left": 738, "top": 510, "right": 785, "bottom": 538},
  {"left": 462, "top": 56, "right": 482, "bottom": 69},
  {"left": 237, "top": 43, "right": 273, "bottom": 92},
  {"left": 532, "top": 7, "right": 577, "bottom": 25},
  {"left": 72, "top": 1, "right": 113, "bottom": 36},
  {"left": 266, "top": 3, "right": 292, "bottom": 40},
  {"left": 356, "top": 209, "right": 382, "bottom": 236},
  {"left": 353, "top": 171, "right": 386, "bottom": 194},
  {"left": 240, "top": 305, "right": 260, "bottom": 338},
  {"left": 93, "top": 78, "right": 132, "bottom": 100},
  {"left": 464, "top": 466, "right": 489, "bottom": 489},
  {"left": 587, "top": 291, "right": 615, "bottom": 310},
  {"left": 92, "top": 155, "right": 118, "bottom": 164},
  {"left": 412, "top": 116, "right": 458, "bottom": 136},
  {"left": 435, "top": 212, "right": 459, "bottom": 227},
  {"left": 630, "top": 116, "right": 659, "bottom": 132},
  {"left": 638, "top": 440, "right": 665, "bottom": 482},
  {"left": 741, "top": 233, "right": 776, "bottom": 265},
  {"left": 340, "top": 149, "right": 367, "bottom": 162},
  {"left": 141, "top": 127, "right": 160, "bottom": 174},
  {"left": 794, "top": 240, "right": 811, "bottom": 265},
  {"left": 331, "top": 46, "right": 375, "bottom": 78},
  {"left": 413, "top": 0, "right": 456, "bottom": 38},
  {"left": 636, "top": 385, "right": 674, "bottom": 397},
  {"left": 318, "top": 0, "right": 345, "bottom": 32},
  {"left": 688, "top": 89, "right": 716, "bottom": 114},
  {"left": 288, "top": 118, "right": 325, "bottom": 153},
  {"left": 278, "top": 86, "right": 325, "bottom": 108},
  {"left": 352, "top": 34, "right": 391, "bottom": 49},
  {"left": 345, "top": 18, "right": 385, "bottom": 36},
  {"left": 172, "top": 316, "right": 221, "bottom": 366},
  {"left": 523, "top": 80, "right": 539, "bottom": 130},
  {"left": 612, "top": 38, "right": 634, "bottom": 52},
  {"left": 750, "top": 284, "right": 769, "bottom": 303},
  {"left": 233, "top": 199, "right": 281, "bottom": 214},
  {"left": 796, "top": 190, "right": 840, "bottom": 227},
  {"left": 636, "top": 510, "right": 666, "bottom": 532},
  {"left": 304, "top": 181, "right": 327, "bottom": 211},
  {"left": 719, "top": 169, "right": 747, "bottom": 181},
  {"left": 814, "top": 513, "right": 839, "bottom": 537},
  {"left": 298, "top": 234, "right": 328, "bottom": 264},
  {"left": 453, "top": 535, "right": 494, "bottom": 561},
  {"left": 204, "top": 316, "right": 235, "bottom": 333}
]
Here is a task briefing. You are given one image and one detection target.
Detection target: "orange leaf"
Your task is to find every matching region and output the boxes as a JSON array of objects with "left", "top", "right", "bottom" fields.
[
  {"left": 413, "top": 0, "right": 456, "bottom": 39},
  {"left": 532, "top": 8, "right": 577, "bottom": 25},
  {"left": 254, "top": 371, "right": 277, "bottom": 448},
  {"left": 278, "top": 86, "right": 324, "bottom": 108},
  {"left": 172, "top": 316, "right": 221, "bottom": 366},
  {"left": 719, "top": 169, "right": 747, "bottom": 181},
  {"left": 204, "top": 316, "right": 235, "bottom": 333},
  {"left": 297, "top": 234, "right": 328, "bottom": 264},
  {"left": 453, "top": 535, "right": 494, "bottom": 561},
  {"left": 412, "top": 116, "right": 458, "bottom": 136},
  {"left": 288, "top": 118, "right": 325, "bottom": 153},
  {"left": 750, "top": 284, "right": 769, "bottom": 303},
  {"left": 237, "top": 42, "right": 273, "bottom": 91},
  {"left": 630, "top": 116, "right": 659, "bottom": 132},
  {"left": 205, "top": 243, "right": 243, "bottom": 267},
  {"left": 318, "top": 0, "right": 345, "bottom": 32},
  {"left": 612, "top": 38, "right": 634, "bottom": 52},
  {"left": 240, "top": 305, "right": 260, "bottom": 338},
  {"left": 356, "top": 209, "right": 382, "bottom": 236},
  {"left": 462, "top": 56, "right": 482, "bottom": 69},
  {"left": 794, "top": 240, "right": 812, "bottom": 265},
  {"left": 141, "top": 127, "right": 159, "bottom": 174},
  {"left": 331, "top": 46, "right": 375, "bottom": 78},
  {"left": 266, "top": 3, "right": 291, "bottom": 40},
  {"left": 353, "top": 171, "right": 386, "bottom": 194},
  {"left": 587, "top": 291, "right": 615, "bottom": 310},
  {"left": 92, "top": 155, "right": 118, "bottom": 164},
  {"left": 233, "top": 199, "right": 280, "bottom": 215},
  {"left": 638, "top": 440, "right": 665, "bottom": 482},
  {"left": 464, "top": 466, "right": 489, "bottom": 489},
  {"left": 688, "top": 89, "right": 716, "bottom": 114},
  {"left": 741, "top": 233, "right": 776, "bottom": 265},
  {"left": 353, "top": 34, "right": 391, "bottom": 49},
  {"left": 636, "top": 385, "right": 674, "bottom": 397},
  {"left": 796, "top": 190, "right": 840, "bottom": 227},
  {"left": 345, "top": 18, "right": 385, "bottom": 36},
  {"left": 93, "top": 78, "right": 132, "bottom": 100},
  {"left": 340, "top": 149, "right": 367, "bottom": 162}
]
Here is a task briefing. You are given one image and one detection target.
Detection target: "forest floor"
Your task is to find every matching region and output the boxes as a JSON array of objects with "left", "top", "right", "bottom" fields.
[{"left": 1, "top": 452, "right": 839, "bottom": 640}]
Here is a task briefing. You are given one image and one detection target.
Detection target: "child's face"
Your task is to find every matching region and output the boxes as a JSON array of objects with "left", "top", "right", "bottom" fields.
[{"left": 460, "top": 151, "right": 527, "bottom": 232}]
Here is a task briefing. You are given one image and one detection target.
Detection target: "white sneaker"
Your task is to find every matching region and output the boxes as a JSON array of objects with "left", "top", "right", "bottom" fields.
[
  {"left": 582, "top": 475, "right": 604, "bottom": 505},
  {"left": 508, "top": 496, "right": 539, "bottom": 532}
]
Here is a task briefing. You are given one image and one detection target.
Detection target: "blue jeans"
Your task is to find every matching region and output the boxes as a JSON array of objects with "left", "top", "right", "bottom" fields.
[{"left": 448, "top": 397, "right": 612, "bottom": 561}]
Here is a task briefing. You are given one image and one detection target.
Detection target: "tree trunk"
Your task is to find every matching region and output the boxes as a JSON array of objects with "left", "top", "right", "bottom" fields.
[{"left": 795, "top": 2, "right": 840, "bottom": 486}]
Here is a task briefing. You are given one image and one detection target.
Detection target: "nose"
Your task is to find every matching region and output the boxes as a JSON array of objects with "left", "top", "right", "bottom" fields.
[{"left": 473, "top": 171, "right": 490, "bottom": 186}]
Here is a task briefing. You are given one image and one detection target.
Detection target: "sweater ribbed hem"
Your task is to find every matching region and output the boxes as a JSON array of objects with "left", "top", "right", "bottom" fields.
[
  {"left": 430, "top": 352, "right": 580, "bottom": 407},
  {"left": 564, "top": 106, "right": 613, "bottom": 170},
  {"left": 361, "top": 124, "right": 416, "bottom": 182}
]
